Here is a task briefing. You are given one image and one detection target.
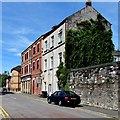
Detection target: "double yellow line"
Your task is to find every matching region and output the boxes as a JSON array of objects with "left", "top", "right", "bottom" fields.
[{"left": 0, "top": 106, "right": 10, "bottom": 119}]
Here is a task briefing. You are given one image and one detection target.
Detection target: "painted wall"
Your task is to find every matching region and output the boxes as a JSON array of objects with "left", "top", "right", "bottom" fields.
[
  {"left": 42, "top": 23, "right": 66, "bottom": 95},
  {"left": 11, "top": 70, "right": 21, "bottom": 91}
]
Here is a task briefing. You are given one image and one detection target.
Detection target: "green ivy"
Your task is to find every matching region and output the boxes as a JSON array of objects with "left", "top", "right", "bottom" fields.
[
  {"left": 56, "top": 62, "right": 70, "bottom": 91},
  {"left": 56, "top": 17, "right": 114, "bottom": 90},
  {"left": 65, "top": 19, "right": 114, "bottom": 69}
]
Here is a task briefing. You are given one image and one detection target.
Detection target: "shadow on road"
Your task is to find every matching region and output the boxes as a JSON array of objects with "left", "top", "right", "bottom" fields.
[
  {"left": 0, "top": 91, "right": 15, "bottom": 95},
  {"left": 66, "top": 104, "right": 83, "bottom": 108},
  {"left": 56, "top": 104, "right": 84, "bottom": 108}
]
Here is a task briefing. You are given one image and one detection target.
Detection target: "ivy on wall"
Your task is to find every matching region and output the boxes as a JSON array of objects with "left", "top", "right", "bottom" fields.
[
  {"left": 56, "top": 62, "right": 70, "bottom": 91},
  {"left": 65, "top": 18, "right": 114, "bottom": 69},
  {"left": 56, "top": 16, "right": 114, "bottom": 90}
]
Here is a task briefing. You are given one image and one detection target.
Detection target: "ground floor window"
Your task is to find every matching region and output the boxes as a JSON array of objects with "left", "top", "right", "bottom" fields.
[{"left": 48, "top": 84, "right": 51, "bottom": 94}]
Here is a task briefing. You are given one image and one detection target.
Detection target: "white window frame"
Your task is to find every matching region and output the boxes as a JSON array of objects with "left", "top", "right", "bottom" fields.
[
  {"left": 58, "top": 52, "right": 62, "bottom": 65},
  {"left": 58, "top": 29, "right": 63, "bottom": 43},
  {"left": 51, "top": 35, "right": 54, "bottom": 48},
  {"left": 44, "top": 59, "right": 47, "bottom": 70},
  {"left": 45, "top": 40, "right": 48, "bottom": 51},
  {"left": 50, "top": 56, "right": 53, "bottom": 69}
]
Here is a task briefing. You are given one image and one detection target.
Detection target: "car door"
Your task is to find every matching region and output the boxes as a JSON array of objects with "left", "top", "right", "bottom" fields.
[
  {"left": 51, "top": 91, "right": 58, "bottom": 103},
  {"left": 57, "top": 91, "right": 65, "bottom": 102}
]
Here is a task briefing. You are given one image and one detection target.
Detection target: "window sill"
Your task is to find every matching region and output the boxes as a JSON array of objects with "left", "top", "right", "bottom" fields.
[
  {"left": 44, "top": 50, "right": 47, "bottom": 53},
  {"left": 50, "top": 46, "right": 54, "bottom": 49},
  {"left": 44, "top": 70, "right": 47, "bottom": 72},
  {"left": 58, "top": 41, "right": 62, "bottom": 44}
]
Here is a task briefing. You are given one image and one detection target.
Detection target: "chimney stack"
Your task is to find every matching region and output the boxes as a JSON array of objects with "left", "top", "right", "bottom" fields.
[{"left": 86, "top": 0, "right": 92, "bottom": 7}]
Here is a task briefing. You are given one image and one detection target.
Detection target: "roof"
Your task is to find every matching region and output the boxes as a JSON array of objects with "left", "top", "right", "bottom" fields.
[
  {"left": 21, "top": 35, "right": 44, "bottom": 54},
  {"left": 11, "top": 65, "right": 21, "bottom": 73},
  {"left": 21, "top": 3, "right": 111, "bottom": 54},
  {"left": 113, "top": 50, "right": 120, "bottom": 56}
]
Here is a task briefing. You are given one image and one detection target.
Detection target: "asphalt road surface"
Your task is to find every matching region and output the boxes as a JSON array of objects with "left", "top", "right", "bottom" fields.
[{"left": 1, "top": 92, "right": 115, "bottom": 119}]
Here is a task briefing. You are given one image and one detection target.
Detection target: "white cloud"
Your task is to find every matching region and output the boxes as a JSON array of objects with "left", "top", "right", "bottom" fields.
[
  {"left": 3, "top": 35, "right": 33, "bottom": 50},
  {"left": 2, "top": 24, "right": 35, "bottom": 36},
  {"left": 18, "top": 36, "right": 33, "bottom": 47},
  {"left": 7, "top": 48, "right": 18, "bottom": 52},
  {"left": 12, "top": 27, "right": 34, "bottom": 35},
  {"left": 15, "top": 53, "right": 21, "bottom": 57}
]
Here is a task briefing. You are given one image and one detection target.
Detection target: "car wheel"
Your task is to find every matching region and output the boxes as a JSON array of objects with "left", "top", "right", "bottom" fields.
[
  {"left": 58, "top": 100, "right": 62, "bottom": 106},
  {"left": 47, "top": 99, "right": 51, "bottom": 104}
]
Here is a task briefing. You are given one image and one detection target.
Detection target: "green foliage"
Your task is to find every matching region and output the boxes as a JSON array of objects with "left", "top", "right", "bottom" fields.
[
  {"left": 0, "top": 71, "right": 10, "bottom": 87},
  {"left": 56, "top": 62, "right": 70, "bottom": 91},
  {"left": 65, "top": 19, "right": 114, "bottom": 69}
]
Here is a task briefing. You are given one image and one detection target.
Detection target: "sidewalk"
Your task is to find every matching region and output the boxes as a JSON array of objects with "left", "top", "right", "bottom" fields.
[
  {"left": 20, "top": 93, "right": 119, "bottom": 120},
  {"left": 79, "top": 104, "right": 119, "bottom": 119}
]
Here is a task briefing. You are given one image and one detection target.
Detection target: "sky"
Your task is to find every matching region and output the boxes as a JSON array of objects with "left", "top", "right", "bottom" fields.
[{"left": 1, "top": 1, "right": 119, "bottom": 74}]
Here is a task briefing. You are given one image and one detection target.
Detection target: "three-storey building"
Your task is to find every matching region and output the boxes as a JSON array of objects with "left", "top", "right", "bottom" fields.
[
  {"left": 21, "top": 36, "right": 43, "bottom": 95},
  {"left": 41, "top": 2, "right": 111, "bottom": 95}
]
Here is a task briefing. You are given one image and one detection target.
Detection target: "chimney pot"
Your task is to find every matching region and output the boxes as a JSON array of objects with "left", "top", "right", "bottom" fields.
[
  {"left": 52, "top": 25, "right": 57, "bottom": 30},
  {"left": 86, "top": 0, "right": 92, "bottom": 7}
]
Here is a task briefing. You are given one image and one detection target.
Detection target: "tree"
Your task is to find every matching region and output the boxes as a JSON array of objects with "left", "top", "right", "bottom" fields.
[
  {"left": 56, "top": 62, "right": 70, "bottom": 91},
  {"left": 0, "top": 71, "right": 10, "bottom": 87},
  {"left": 65, "top": 17, "right": 114, "bottom": 69}
]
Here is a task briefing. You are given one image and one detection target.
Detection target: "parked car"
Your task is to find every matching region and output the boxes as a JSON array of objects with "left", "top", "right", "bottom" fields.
[{"left": 47, "top": 90, "right": 81, "bottom": 106}]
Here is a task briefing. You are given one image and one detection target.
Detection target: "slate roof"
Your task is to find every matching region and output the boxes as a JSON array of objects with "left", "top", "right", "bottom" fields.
[{"left": 11, "top": 65, "right": 21, "bottom": 73}]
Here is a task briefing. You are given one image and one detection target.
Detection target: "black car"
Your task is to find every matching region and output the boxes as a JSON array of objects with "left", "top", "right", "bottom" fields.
[{"left": 47, "top": 90, "right": 81, "bottom": 106}]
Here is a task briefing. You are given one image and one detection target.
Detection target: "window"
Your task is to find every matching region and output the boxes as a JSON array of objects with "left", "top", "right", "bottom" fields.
[
  {"left": 48, "top": 84, "right": 51, "bottom": 94},
  {"left": 22, "top": 56, "right": 23, "bottom": 62},
  {"left": 22, "top": 68, "right": 23, "bottom": 74},
  {"left": 45, "top": 40, "right": 48, "bottom": 51},
  {"left": 33, "top": 62, "right": 35, "bottom": 70},
  {"left": 29, "top": 64, "right": 31, "bottom": 73},
  {"left": 51, "top": 35, "right": 54, "bottom": 48},
  {"left": 33, "top": 47, "right": 36, "bottom": 54},
  {"left": 26, "top": 52, "right": 28, "bottom": 59},
  {"left": 44, "top": 82, "right": 46, "bottom": 91},
  {"left": 25, "top": 53, "right": 28, "bottom": 60},
  {"left": 58, "top": 52, "right": 62, "bottom": 64},
  {"left": 26, "top": 65, "right": 28, "bottom": 73},
  {"left": 37, "top": 43, "right": 40, "bottom": 52},
  {"left": 29, "top": 50, "right": 32, "bottom": 58},
  {"left": 24, "top": 65, "right": 28, "bottom": 74},
  {"left": 50, "top": 56, "right": 53, "bottom": 69},
  {"left": 44, "top": 59, "right": 47, "bottom": 70},
  {"left": 58, "top": 29, "right": 63, "bottom": 43},
  {"left": 24, "top": 66, "right": 25, "bottom": 74},
  {"left": 37, "top": 60, "right": 39, "bottom": 69}
]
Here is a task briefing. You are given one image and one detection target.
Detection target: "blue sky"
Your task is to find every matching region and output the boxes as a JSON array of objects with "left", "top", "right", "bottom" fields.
[{"left": 1, "top": 2, "right": 118, "bottom": 74}]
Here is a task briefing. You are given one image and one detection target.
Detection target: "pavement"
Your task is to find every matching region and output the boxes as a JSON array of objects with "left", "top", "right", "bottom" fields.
[{"left": 19, "top": 92, "right": 119, "bottom": 120}]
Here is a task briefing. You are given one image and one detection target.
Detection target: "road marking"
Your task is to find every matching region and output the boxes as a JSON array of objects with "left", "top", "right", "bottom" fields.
[
  {"left": 0, "top": 106, "right": 10, "bottom": 119},
  {"left": 0, "top": 109, "right": 6, "bottom": 118}
]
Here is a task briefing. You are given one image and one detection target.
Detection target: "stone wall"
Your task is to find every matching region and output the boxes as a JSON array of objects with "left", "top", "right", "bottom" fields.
[{"left": 69, "top": 62, "right": 120, "bottom": 110}]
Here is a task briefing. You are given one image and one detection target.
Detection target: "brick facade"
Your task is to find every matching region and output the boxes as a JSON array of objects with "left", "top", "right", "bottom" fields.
[{"left": 21, "top": 36, "right": 43, "bottom": 95}]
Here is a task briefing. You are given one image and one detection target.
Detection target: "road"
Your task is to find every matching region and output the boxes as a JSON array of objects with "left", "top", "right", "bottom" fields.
[{"left": 0, "top": 92, "right": 115, "bottom": 119}]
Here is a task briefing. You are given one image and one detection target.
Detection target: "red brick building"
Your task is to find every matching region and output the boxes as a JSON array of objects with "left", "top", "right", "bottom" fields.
[
  {"left": 31, "top": 37, "right": 43, "bottom": 95},
  {"left": 21, "top": 36, "right": 43, "bottom": 95}
]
